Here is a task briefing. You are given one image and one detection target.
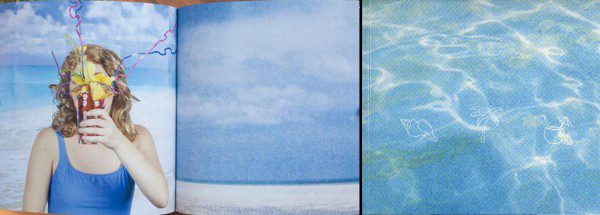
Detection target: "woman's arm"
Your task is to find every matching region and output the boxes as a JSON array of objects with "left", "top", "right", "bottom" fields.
[
  {"left": 112, "top": 125, "right": 169, "bottom": 208},
  {"left": 79, "top": 109, "right": 169, "bottom": 208},
  {"left": 22, "top": 128, "right": 56, "bottom": 212}
]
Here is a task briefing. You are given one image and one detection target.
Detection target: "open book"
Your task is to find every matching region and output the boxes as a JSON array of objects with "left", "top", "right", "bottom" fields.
[{"left": 0, "top": 0, "right": 359, "bottom": 214}]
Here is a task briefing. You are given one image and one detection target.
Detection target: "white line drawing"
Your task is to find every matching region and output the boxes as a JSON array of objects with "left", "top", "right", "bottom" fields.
[
  {"left": 470, "top": 106, "right": 503, "bottom": 142},
  {"left": 540, "top": 115, "right": 574, "bottom": 145},
  {"left": 400, "top": 118, "right": 438, "bottom": 142}
]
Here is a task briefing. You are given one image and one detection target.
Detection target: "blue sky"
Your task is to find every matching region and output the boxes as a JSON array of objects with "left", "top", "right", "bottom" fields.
[
  {"left": 176, "top": 1, "right": 359, "bottom": 183},
  {"left": 0, "top": 1, "right": 176, "bottom": 69}
]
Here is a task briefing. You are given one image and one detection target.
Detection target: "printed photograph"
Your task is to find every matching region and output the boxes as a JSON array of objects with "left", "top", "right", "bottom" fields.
[
  {"left": 0, "top": 1, "right": 176, "bottom": 214},
  {"left": 363, "top": 0, "right": 599, "bottom": 214},
  {"left": 175, "top": 1, "right": 360, "bottom": 214}
]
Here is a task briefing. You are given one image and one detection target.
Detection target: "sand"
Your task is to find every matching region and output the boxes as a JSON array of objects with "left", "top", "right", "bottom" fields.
[{"left": 176, "top": 181, "right": 359, "bottom": 214}]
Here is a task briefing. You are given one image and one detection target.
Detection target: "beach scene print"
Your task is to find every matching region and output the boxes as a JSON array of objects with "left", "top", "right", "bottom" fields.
[
  {"left": 363, "top": 0, "right": 599, "bottom": 214},
  {"left": 176, "top": 1, "right": 359, "bottom": 214},
  {"left": 0, "top": 2, "right": 176, "bottom": 214}
]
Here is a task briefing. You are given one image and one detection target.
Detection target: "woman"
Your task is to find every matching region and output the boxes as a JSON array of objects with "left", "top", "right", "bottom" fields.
[{"left": 22, "top": 45, "right": 168, "bottom": 214}]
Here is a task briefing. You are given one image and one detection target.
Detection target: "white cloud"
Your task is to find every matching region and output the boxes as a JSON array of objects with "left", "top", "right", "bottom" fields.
[
  {"left": 179, "top": 1, "right": 359, "bottom": 85},
  {"left": 176, "top": 1, "right": 358, "bottom": 126},
  {"left": 82, "top": 2, "right": 175, "bottom": 43},
  {"left": 0, "top": 2, "right": 175, "bottom": 61},
  {"left": 179, "top": 85, "right": 335, "bottom": 125},
  {"left": 0, "top": 3, "right": 67, "bottom": 56}
]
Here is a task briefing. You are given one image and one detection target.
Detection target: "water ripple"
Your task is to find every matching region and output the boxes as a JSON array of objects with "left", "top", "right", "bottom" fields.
[{"left": 363, "top": 0, "right": 600, "bottom": 213}]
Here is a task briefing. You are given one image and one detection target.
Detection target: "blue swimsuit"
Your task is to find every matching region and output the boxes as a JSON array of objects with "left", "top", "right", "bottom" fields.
[{"left": 48, "top": 131, "right": 135, "bottom": 215}]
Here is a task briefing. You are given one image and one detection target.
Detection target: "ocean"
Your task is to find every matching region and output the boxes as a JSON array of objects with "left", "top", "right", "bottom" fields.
[
  {"left": 176, "top": 116, "right": 360, "bottom": 184},
  {"left": 0, "top": 65, "right": 175, "bottom": 112},
  {"left": 363, "top": 0, "right": 599, "bottom": 214}
]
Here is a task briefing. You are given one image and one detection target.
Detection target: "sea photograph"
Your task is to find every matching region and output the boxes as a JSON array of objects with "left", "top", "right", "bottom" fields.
[{"left": 176, "top": 1, "right": 360, "bottom": 214}]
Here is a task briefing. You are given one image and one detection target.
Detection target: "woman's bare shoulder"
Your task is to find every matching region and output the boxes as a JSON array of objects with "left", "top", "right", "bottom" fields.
[
  {"left": 34, "top": 127, "right": 58, "bottom": 146},
  {"left": 133, "top": 124, "right": 154, "bottom": 145},
  {"left": 36, "top": 127, "right": 56, "bottom": 140},
  {"left": 133, "top": 124, "right": 159, "bottom": 155},
  {"left": 134, "top": 124, "right": 153, "bottom": 138},
  {"left": 29, "top": 127, "right": 58, "bottom": 161}
]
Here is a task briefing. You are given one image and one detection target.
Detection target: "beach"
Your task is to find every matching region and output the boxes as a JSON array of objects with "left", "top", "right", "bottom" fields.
[
  {"left": 0, "top": 88, "right": 176, "bottom": 214},
  {"left": 176, "top": 181, "right": 359, "bottom": 214},
  {"left": 0, "top": 106, "right": 53, "bottom": 210}
]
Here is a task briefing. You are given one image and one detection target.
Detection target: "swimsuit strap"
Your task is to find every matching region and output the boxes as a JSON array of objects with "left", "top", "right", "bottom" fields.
[{"left": 54, "top": 130, "right": 69, "bottom": 170}]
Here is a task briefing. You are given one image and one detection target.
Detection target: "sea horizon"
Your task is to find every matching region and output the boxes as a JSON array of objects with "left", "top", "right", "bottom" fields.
[
  {"left": 0, "top": 65, "right": 175, "bottom": 112},
  {"left": 176, "top": 178, "right": 360, "bottom": 185}
]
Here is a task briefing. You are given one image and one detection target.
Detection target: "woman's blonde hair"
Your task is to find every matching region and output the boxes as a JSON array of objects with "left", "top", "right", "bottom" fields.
[{"left": 50, "top": 44, "right": 139, "bottom": 141}]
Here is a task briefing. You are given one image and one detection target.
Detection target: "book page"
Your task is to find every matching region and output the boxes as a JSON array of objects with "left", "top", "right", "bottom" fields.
[
  {"left": 175, "top": 1, "right": 359, "bottom": 214},
  {"left": 362, "top": 1, "right": 600, "bottom": 214},
  {"left": 0, "top": 1, "right": 176, "bottom": 214}
]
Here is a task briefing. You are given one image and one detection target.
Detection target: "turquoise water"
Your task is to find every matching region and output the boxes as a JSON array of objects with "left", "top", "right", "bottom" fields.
[
  {"left": 363, "top": 0, "right": 599, "bottom": 214},
  {"left": 0, "top": 65, "right": 175, "bottom": 112}
]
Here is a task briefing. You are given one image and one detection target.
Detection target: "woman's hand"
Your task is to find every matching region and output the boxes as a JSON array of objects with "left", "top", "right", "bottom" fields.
[
  {"left": 78, "top": 109, "right": 129, "bottom": 149},
  {"left": 79, "top": 110, "right": 169, "bottom": 207}
]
